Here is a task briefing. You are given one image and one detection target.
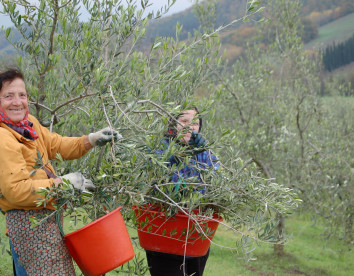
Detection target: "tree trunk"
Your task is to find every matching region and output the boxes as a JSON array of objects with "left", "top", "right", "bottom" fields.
[
  {"left": 345, "top": 207, "right": 353, "bottom": 243},
  {"left": 274, "top": 213, "right": 285, "bottom": 256}
]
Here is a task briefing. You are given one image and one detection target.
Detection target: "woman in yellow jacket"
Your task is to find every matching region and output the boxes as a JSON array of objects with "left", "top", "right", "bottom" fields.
[{"left": 0, "top": 68, "right": 118, "bottom": 275}]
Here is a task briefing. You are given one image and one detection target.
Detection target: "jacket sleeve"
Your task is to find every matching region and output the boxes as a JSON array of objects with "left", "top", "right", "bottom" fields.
[
  {"left": 34, "top": 118, "right": 89, "bottom": 160},
  {"left": 0, "top": 133, "right": 54, "bottom": 207},
  {"left": 206, "top": 151, "right": 221, "bottom": 171}
]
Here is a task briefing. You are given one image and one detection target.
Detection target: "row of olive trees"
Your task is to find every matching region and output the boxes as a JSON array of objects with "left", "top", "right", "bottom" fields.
[{"left": 208, "top": 0, "right": 353, "bottom": 254}]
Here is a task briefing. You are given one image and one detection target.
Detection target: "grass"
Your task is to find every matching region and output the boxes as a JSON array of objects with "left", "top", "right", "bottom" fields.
[
  {"left": 323, "top": 62, "right": 354, "bottom": 82},
  {"left": 1, "top": 212, "right": 353, "bottom": 275},
  {"left": 304, "top": 12, "right": 354, "bottom": 50},
  {"left": 205, "top": 214, "right": 354, "bottom": 276},
  {"left": 0, "top": 212, "right": 12, "bottom": 276},
  {"left": 321, "top": 95, "right": 354, "bottom": 112}
]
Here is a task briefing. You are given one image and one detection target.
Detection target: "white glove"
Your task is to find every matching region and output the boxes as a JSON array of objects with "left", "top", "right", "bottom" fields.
[
  {"left": 88, "top": 127, "right": 122, "bottom": 147},
  {"left": 61, "top": 172, "right": 96, "bottom": 192}
]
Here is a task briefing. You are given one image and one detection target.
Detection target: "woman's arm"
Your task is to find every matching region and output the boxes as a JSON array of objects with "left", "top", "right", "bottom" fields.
[{"left": 30, "top": 115, "right": 90, "bottom": 160}]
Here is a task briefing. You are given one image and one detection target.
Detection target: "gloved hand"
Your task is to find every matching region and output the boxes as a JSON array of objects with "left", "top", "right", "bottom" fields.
[
  {"left": 188, "top": 130, "right": 207, "bottom": 148},
  {"left": 88, "top": 127, "right": 122, "bottom": 147},
  {"left": 61, "top": 172, "right": 96, "bottom": 192}
]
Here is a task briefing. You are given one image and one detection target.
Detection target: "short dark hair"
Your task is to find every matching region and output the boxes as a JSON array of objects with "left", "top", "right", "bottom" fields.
[
  {"left": 166, "top": 107, "right": 203, "bottom": 138},
  {"left": 0, "top": 68, "right": 25, "bottom": 90}
]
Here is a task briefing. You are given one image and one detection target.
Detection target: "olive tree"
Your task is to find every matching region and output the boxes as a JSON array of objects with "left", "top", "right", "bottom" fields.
[
  {"left": 209, "top": 0, "right": 322, "bottom": 255},
  {"left": 210, "top": 0, "right": 353, "bottom": 254},
  {"left": 303, "top": 97, "right": 353, "bottom": 243}
]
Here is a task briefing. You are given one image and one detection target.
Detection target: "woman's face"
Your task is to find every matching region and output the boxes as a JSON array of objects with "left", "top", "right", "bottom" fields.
[
  {"left": 0, "top": 78, "right": 28, "bottom": 123},
  {"left": 176, "top": 109, "right": 200, "bottom": 143}
]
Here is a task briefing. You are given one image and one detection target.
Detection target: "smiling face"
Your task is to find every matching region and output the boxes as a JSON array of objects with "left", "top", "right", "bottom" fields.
[
  {"left": 176, "top": 109, "right": 200, "bottom": 143},
  {"left": 0, "top": 78, "right": 28, "bottom": 123}
]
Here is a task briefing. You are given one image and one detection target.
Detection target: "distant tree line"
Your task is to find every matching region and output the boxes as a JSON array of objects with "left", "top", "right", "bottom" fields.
[
  {"left": 322, "top": 33, "right": 354, "bottom": 71},
  {"left": 301, "top": 0, "right": 354, "bottom": 26}
]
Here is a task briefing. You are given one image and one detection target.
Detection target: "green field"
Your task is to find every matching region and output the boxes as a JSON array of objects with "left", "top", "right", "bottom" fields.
[
  {"left": 305, "top": 12, "right": 354, "bottom": 50},
  {"left": 205, "top": 215, "right": 353, "bottom": 276},
  {"left": 1, "top": 212, "right": 353, "bottom": 276}
]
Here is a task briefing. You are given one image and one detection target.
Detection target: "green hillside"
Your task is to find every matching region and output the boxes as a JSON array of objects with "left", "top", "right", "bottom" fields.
[
  {"left": 144, "top": 0, "right": 247, "bottom": 42},
  {"left": 0, "top": 27, "right": 22, "bottom": 55},
  {"left": 145, "top": 0, "right": 354, "bottom": 40},
  {"left": 305, "top": 12, "right": 354, "bottom": 49},
  {"left": 1, "top": 0, "right": 354, "bottom": 55}
]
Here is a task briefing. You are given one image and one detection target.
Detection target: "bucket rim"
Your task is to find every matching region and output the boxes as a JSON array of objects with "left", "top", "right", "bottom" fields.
[
  {"left": 132, "top": 205, "right": 223, "bottom": 222},
  {"left": 64, "top": 206, "right": 122, "bottom": 239}
]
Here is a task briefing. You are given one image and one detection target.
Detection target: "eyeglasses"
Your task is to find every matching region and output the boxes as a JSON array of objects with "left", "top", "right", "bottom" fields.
[{"left": 0, "top": 93, "right": 28, "bottom": 101}]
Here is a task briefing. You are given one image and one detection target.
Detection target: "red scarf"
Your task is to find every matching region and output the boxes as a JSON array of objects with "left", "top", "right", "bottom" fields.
[{"left": 0, "top": 107, "right": 39, "bottom": 140}]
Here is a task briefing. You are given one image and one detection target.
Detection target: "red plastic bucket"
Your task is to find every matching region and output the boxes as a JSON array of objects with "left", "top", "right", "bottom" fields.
[
  {"left": 65, "top": 207, "right": 134, "bottom": 276},
  {"left": 133, "top": 205, "right": 222, "bottom": 257}
]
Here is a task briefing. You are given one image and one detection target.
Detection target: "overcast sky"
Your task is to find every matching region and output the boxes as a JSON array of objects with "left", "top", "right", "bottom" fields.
[
  {"left": 0, "top": 0, "right": 195, "bottom": 28},
  {"left": 147, "top": 0, "right": 194, "bottom": 15}
]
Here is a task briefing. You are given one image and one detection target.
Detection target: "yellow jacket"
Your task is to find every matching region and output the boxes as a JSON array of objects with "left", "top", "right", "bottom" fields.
[{"left": 0, "top": 114, "right": 90, "bottom": 212}]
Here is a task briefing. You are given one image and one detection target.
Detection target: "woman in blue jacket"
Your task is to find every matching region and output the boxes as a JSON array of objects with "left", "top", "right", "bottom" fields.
[{"left": 145, "top": 107, "right": 220, "bottom": 276}]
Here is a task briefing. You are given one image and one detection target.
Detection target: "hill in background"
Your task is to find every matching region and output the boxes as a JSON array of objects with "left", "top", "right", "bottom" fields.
[
  {"left": 1, "top": 0, "right": 353, "bottom": 71},
  {"left": 145, "top": 0, "right": 354, "bottom": 39},
  {"left": 141, "top": 0, "right": 354, "bottom": 62},
  {"left": 2, "top": 0, "right": 353, "bottom": 54},
  {"left": 304, "top": 12, "right": 354, "bottom": 49}
]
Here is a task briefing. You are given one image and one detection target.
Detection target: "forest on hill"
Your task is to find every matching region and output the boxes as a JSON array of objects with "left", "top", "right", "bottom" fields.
[
  {"left": 1, "top": 0, "right": 353, "bottom": 62},
  {"left": 141, "top": 0, "right": 354, "bottom": 71},
  {"left": 145, "top": 0, "right": 354, "bottom": 41}
]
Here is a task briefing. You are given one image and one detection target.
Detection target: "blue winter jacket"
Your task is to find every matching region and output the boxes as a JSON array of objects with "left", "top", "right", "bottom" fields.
[{"left": 157, "top": 140, "right": 220, "bottom": 192}]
